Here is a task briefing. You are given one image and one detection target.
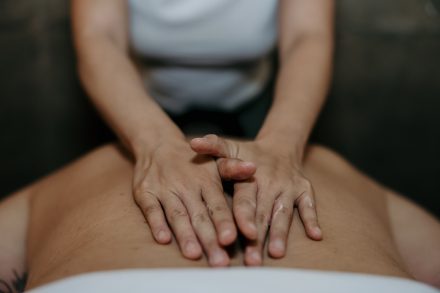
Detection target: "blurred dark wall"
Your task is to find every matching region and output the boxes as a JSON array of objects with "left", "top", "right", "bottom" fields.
[
  {"left": 0, "top": 0, "right": 439, "bottom": 216},
  {"left": 313, "top": 0, "right": 440, "bottom": 216}
]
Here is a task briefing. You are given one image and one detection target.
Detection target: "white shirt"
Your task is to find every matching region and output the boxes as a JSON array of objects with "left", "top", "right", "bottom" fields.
[{"left": 129, "top": 0, "right": 278, "bottom": 113}]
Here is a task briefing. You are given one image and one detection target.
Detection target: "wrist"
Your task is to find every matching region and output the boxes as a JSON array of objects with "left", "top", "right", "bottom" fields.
[
  {"left": 131, "top": 129, "right": 185, "bottom": 160},
  {"left": 255, "top": 134, "right": 306, "bottom": 167}
]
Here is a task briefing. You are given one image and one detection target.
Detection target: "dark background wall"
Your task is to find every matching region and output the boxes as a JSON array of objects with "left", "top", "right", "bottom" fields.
[{"left": 1, "top": 0, "right": 439, "bottom": 216}]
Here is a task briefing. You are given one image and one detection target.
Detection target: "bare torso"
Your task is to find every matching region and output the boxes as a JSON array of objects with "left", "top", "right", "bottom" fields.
[{"left": 23, "top": 144, "right": 414, "bottom": 289}]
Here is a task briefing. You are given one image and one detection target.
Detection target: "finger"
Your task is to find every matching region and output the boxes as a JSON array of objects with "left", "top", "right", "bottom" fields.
[
  {"left": 216, "top": 158, "right": 256, "bottom": 181},
  {"left": 135, "top": 189, "right": 172, "bottom": 244},
  {"left": 268, "top": 194, "right": 294, "bottom": 258},
  {"left": 190, "top": 134, "right": 237, "bottom": 158},
  {"left": 162, "top": 195, "right": 203, "bottom": 260},
  {"left": 244, "top": 190, "right": 274, "bottom": 266},
  {"left": 296, "top": 190, "right": 323, "bottom": 240},
  {"left": 184, "top": 197, "right": 230, "bottom": 267},
  {"left": 233, "top": 181, "right": 258, "bottom": 240},
  {"left": 202, "top": 185, "right": 237, "bottom": 246}
]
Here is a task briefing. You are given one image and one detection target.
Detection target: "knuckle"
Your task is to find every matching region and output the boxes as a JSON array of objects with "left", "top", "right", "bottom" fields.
[
  {"left": 300, "top": 203, "right": 317, "bottom": 219},
  {"left": 300, "top": 178, "right": 312, "bottom": 190},
  {"left": 276, "top": 205, "right": 290, "bottom": 216},
  {"left": 134, "top": 186, "right": 156, "bottom": 201},
  {"left": 300, "top": 194, "right": 315, "bottom": 209},
  {"left": 169, "top": 186, "right": 196, "bottom": 201},
  {"left": 170, "top": 184, "right": 187, "bottom": 195},
  {"left": 133, "top": 185, "right": 145, "bottom": 198},
  {"left": 170, "top": 208, "right": 188, "bottom": 221},
  {"left": 143, "top": 203, "right": 162, "bottom": 216},
  {"left": 133, "top": 177, "right": 152, "bottom": 190},
  {"left": 235, "top": 196, "right": 255, "bottom": 209},
  {"left": 133, "top": 189, "right": 143, "bottom": 200},
  {"left": 138, "top": 180, "right": 151, "bottom": 191},
  {"left": 256, "top": 212, "right": 270, "bottom": 226},
  {"left": 207, "top": 203, "right": 229, "bottom": 217},
  {"left": 191, "top": 210, "right": 209, "bottom": 225},
  {"left": 206, "top": 180, "right": 223, "bottom": 192}
]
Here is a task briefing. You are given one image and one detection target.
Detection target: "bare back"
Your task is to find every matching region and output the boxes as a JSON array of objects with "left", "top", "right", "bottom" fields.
[{"left": 25, "top": 144, "right": 412, "bottom": 289}]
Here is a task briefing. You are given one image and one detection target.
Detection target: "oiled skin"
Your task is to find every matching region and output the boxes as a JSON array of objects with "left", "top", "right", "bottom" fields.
[{"left": 25, "top": 144, "right": 411, "bottom": 289}]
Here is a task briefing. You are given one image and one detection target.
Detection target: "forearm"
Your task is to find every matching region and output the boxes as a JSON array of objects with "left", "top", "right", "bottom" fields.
[
  {"left": 0, "top": 189, "right": 30, "bottom": 289},
  {"left": 76, "top": 37, "right": 184, "bottom": 156},
  {"left": 257, "top": 35, "right": 333, "bottom": 162}
]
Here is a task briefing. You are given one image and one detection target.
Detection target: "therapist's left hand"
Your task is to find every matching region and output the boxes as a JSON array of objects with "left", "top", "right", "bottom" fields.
[{"left": 190, "top": 134, "right": 322, "bottom": 266}]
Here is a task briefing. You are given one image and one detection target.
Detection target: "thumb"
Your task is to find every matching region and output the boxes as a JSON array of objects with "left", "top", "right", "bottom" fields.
[
  {"left": 216, "top": 158, "right": 256, "bottom": 181},
  {"left": 190, "top": 134, "right": 238, "bottom": 158}
]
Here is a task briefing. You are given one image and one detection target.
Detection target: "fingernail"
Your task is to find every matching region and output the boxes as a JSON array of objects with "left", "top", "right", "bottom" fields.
[
  {"left": 191, "top": 138, "right": 201, "bottom": 144},
  {"left": 210, "top": 250, "right": 226, "bottom": 266},
  {"left": 157, "top": 230, "right": 168, "bottom": 242},
  {"left": 242, "top": 162, "right": 255, "bottom": 168},
  {"left": 315, "top": 227, "right": 322, "bottom": 236},
  {"left": 311, "top": 227, "right": 322, "bottom": 239},
  {"left": 185, "top": 241, "right": 198, "bottom": 254},
  {"left": 272, "top": 239, "right": 285, "bottom": 252},
  {"left": 220, "top": 229, "right": 233, "bottom": 241},
  {"left": 250, "top": 251, "right": 261, "bottom": 263}
]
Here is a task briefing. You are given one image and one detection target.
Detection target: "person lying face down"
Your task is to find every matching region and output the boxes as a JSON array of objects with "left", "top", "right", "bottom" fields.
[{"left": 0, "top": 141, "right": 439, "bottom": 292}]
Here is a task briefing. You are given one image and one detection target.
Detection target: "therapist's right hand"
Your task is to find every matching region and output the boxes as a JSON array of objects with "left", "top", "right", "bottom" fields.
[{"left": 132, "top": 137, "right": 256, "bottom": 267}]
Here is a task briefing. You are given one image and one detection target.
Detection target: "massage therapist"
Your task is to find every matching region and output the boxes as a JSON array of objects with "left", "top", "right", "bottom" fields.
[{"left": 72, "top": 0, "right": 333, "bottom": 267}]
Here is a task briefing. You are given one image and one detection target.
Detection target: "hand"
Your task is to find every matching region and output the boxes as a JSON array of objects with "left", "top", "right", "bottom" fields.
[
  {"left": 190, "top": 135, "right": 322, "bottom": 266},
  {"left": 132, "top": 138, "right": 255, "bottom": 266}
]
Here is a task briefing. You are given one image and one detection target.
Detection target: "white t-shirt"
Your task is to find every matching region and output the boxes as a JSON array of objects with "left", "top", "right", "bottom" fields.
[{"left": 129, "top": 0, "right": 278, "bottom": 113}]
